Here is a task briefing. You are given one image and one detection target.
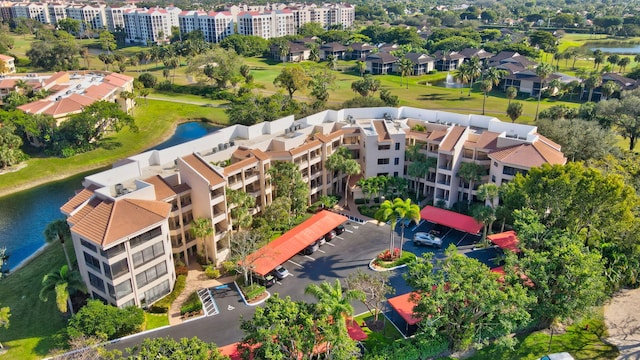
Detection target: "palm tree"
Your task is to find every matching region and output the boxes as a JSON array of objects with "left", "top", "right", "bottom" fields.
[
  {"left": 618, "top": 57, "right": 631, "bottom": 73},
  {"left": 190, "top": 218, "right": 213, "bottom": 265},
  {"left": 355, "top": 60, "right": 366, "bottom": 77},
  {"left": 483, "top": 67, "right": 506, "bottom": 88},
  {"left": 594, "top": 52, "right": 606, "bottom": 71},
  {"left": 393, "top": 198, "right": 421, "bottom": 257},
  {"left": 635, "top": 54, "right": 640, "bottom": 64},
  {"left": 584, "top": 73, "right": 603, "bottom": 102},
  {"left": 455, "top": 62, "right": 471, "bottom": 93},
  {"left": 600, "top": 81, "right": 620, "bottom": 100},
  {"left": 534, "top": 63, "right": 554, "bottom": 121},
  {"left": 457, "top": 162, "right": 484, "bottom": 204},
  {"left": 44, "top": 219, "right": 73, "bottom": 270},
  {"left": 325, "top": 147, "right": 361, "bottom": 206},
  {"left": 479, "top": 80, "right": 493, "bottom": 115},
  {"left": 304, "top": 279, "right": 365, "bottom": 355},
  {"left": 39, "top": 265, "right": 86, "bottom": 315},
  {"left": 374, "top": 199, "right": 400, "bottom": 254},
  {"left": 471, "top": 205, "right": 496, "bottom": 246},
  {"left": 506, "top": 86, "right": 518, "bottom": 105},
  {"left": 327, "top": 54, "right": 338, "bottom": 70},
  {"left": 398, "top": 57, "right": 414, "bottom": 89},
  {"left": 466, "top": 56, "right": 482, "bottom": 96},
  {"left": 507, "top": 101, "right": 523, "bottom": 123}
]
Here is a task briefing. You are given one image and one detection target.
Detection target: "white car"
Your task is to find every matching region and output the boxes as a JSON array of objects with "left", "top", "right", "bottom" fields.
[
  {"left": 539, "top": 353, "right": 575, "bottom": 360},
  {"left": 272, "top": 265, "right": 289, "bottom": 280},
  {"left": 413, "top": 232, "right": 442, "bottom": 248}
]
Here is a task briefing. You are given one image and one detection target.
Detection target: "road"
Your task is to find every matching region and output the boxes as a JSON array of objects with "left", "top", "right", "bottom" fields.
[{"left": 107, "top": 219, "right": 493, "bottom": 353}]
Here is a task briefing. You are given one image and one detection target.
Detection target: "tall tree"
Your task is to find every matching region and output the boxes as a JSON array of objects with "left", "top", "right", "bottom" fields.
[
  {"left": 506, "top": 101, "right": 523, "bottom": 123},
  {"left": 126, "top": 337, "right": 227, "bottom": 359},
  {"left": 346, "top": 270, "right": 394, "bottom": 321},
  {"left": 190, "top": 218, "right": 213, "bottom": 265},
  {"left": 99, "top": 30, "right": 116, "bottom": 54},
  {"left": 325, "top": 146, "right": 361, "bottom": 206},
  {"left": 534, "top": 63, "right": 554, "bottom": 121},
  {"left": 584, "top": 73, "right": 603, "bottom": 103},
  {"left": 393, "top": 198, "right": 421, "bottom": 257},
  {"left": 355, "top": 60, "right": 366, "bottom": 77},
  {"left": 39, "top": 265, "right": 86, "bottom": 315},
  {"left": 226, "top": 188, "right": 255, "bottom": 232},
  {"left": 465, "top": 56, "right": 482, "bottom": 96},
  {"left": 273, "top": 65, "right": 308, "bottom": 99},
  {"left": 597, "top": 89, "right": 640, "bottom": 150},
  {"left": 0, "top": 124, "right": 27, "bottom": 169},
  {"left": 457, "top": 162, "right": 484, "bottom": 204},
  {"left": 398, "top": 57, "right": 414, "bottom": 89},
  {"left": 374, "top": 199, "right": 400, "bottom": 254},
  {"left": 479, "top": 80, "right": 493, "bottom": 115},
  {"left": 601, "top": 81, "right": 620, "bottom": 101},
  {"left": 405, "top": 246, "right": 533, "bottom": 351},
  {"left": 506, "top": 86, "right": 518, "bottom": 105},
  {"left": 232, "top": 229, "right": 268, "bottom": 285},
  {"left": 44, "top": 219, "right": 73, "bottom": 270},
  {"left": 268, "top": 161, "right": 309, "bottom": 218}
]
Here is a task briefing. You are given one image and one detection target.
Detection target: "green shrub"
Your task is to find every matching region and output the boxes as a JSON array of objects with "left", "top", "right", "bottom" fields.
[
  {"left": 67, "top": 300, "right": 145, "bottom": 341},
  {"left": 205, "top": 266, "right": 221, "bottom": 279},
  {"left": 180, "top": 291, "right": 203, "bottom": 315},
  {"left": 221, "top": 261, "right": 236, "bottom": 274},
  {"left": 364, "top": 335, "right": 448, "bottom": 360},
  {"left": 242, "top": 284, "right": 266, "bottom": 301},
  {"left": 354, "top": 198, "right": 366, "bottom": 205},
  {"left": 373, "top": 251, "right": 417, "bottom": 268},
  {"left": 149, "top": 275, "right": 186, "bottom": 313}
]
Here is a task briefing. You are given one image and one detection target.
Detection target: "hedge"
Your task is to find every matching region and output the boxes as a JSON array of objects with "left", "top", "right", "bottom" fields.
[
  {"left": 242, "top": 283, "right": 266, "bottom": 301},
  {"left": 365, "top": 336, "right": 449, "bottom": 360},
  {"left": 180, "top": 291, "right": 203, "bottom": 315},
  {"left": 149, "top": 275, "right": 187, "bottom": 313}
]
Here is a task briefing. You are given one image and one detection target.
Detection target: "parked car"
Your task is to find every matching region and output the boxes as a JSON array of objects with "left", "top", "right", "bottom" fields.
[
  {"left": 413, "top": 232, "right": 442, "bottom": 248},
  {"left": 271, "top": 265, "right": 289, "bottom": 280},
  {"left": 317, "top": 235, "right": 326, "bottom": 246},
  {"left": 334, "top": 224, "right": 345, "bottom": 235},
  {"left": 299, "top": 241, "right": 320, "bottom": 255},
  {"left": 324, "top": 230, "right": 337, "bottom": 242},
  {"left": 539, "top": 353, "right": 575, "bottom": 360},
  {"left": 252, "top": 273, "right": 276, "bottom": 287}
]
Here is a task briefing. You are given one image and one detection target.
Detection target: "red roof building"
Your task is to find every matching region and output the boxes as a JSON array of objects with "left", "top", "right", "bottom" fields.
[
  {"left": 420, "top": 206, "right": 482, "bottom": 234},
  {"left": 487, "top": 231, "right": 521, "bottom": 253}
]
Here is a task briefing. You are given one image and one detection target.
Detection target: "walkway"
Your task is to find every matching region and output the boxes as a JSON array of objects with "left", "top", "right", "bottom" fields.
[
  {"left": 604, "top": 288, "right": 640, "bottom": 359},
  {"left": 333, "top": 196, "right": 376, "bottom": 225},
  {"left": 168, "top": 262, "right": 236, "bottom": 326}
]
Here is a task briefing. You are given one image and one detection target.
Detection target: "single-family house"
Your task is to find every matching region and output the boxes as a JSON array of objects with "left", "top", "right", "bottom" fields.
[
  {"left": 320, "top": 42, "right": 347, "bottom": 60},
  {"left": 432, "top": 50, "right": 465, "bottom": 71},
  {"left": 365, "top": 53, "right": 398, "bottom": 74}
]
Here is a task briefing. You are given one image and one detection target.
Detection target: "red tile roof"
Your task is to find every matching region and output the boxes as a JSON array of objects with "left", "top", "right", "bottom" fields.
[
  {"left": 60, "top": 185, "right": 98, "bottom": 215},
  {"left": 439, "top": 126, "right": 465, "bottom": 152},
  {"left": 181, "top": 154, "right": 225, "bottom": 187}
]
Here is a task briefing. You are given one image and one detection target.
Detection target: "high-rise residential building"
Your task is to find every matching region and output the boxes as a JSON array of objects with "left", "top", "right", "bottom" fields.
[
  {"left": 65, "top": 4, "right": 107, "bottom": 31},
  {"left": 47, "top": 2, "right": 66, "bottom": 24},
  {"left": 237, "top": 10, "right": 295, "bottom": 39},
  {"left": 178, "top": 10, "right": 234, "bottom": 43},
  {"left": 12, "top": 2, "right": 49, "bottom": 24},
  {"left": 61, "top": 106, "right": 565, "bottom": 308},
  {"left": 123, "top": 6, "right": 180, "bottom": 45},
  {"left": 106, "top": 5, "right": 136, "bottom": 32}
]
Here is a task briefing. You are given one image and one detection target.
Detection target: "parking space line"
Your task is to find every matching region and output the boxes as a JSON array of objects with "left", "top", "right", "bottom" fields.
[
  {"left": 457, "top": 234, "right": 468, "bottom": 246},
  {"left": 335, "top": 236, "right": 345, "bottom": 240},
  {"left": 304, "top": 255, "right": 316, "bottom": 261},
  {"left": 324, "top": 242, "right": 336, "bottom": 247},
  {"left": 345, "top": 229, "right": 354, "bottom": 233},
  {"left": 317, "top": 249, "right": 326, "bottom": 253},
  {"left": 287, "top": 260, "right": 303, "bottom": 268}
]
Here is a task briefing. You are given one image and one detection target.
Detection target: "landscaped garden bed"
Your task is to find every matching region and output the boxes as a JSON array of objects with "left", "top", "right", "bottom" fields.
[{"left": 371, "top": 248, "right": 417, "bottom": 269}]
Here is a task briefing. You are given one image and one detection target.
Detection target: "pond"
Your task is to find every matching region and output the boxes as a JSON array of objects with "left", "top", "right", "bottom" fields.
[
  {"left": 0, "top": 121, "right": 219, "bottom": 271},
  {"left": 588, "top": 43, "right": 640, "bottom": 54}
]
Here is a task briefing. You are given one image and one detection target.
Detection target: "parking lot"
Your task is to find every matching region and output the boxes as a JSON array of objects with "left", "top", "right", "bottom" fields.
[{"left": 109, "top": 218, "right": 501, "bottom": 352}]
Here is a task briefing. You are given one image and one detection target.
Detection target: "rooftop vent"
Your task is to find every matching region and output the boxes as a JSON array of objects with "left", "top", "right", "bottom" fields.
[{"left": 115, "top": 183, "right": 124, "bottom": 196}]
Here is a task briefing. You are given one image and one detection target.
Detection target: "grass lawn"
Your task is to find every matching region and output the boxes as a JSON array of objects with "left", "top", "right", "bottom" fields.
[
  {"left": 354, "top": 312, "right": 404, "bottom": 350},
  {"left": 0, "top": 241, "right": 71, "bottom": 359},
  {"left": 469, "top": 310, "right": 619, "bottom": 360},
  {"left": 0, "top": 99, "right": 228, "bottom": 197},
  {"left": 143, "top": 313, "right": 169, "bottom": 330}
]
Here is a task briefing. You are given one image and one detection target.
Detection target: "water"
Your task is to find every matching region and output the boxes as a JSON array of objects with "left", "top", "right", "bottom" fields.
[
  {"left": 588, "top": 44, "right": 640, "bottom": 54},
  {"left": 0, "top": 121, "right": 218, "bottom": 271},
  {"left": 438, "top": 72, "right": 465, "bottom": 88}
]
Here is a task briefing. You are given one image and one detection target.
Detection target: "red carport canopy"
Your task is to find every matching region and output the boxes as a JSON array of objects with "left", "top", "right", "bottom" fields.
[
  {"left": 420, "top": 206, "right": 482, "bottom": 234},
  {"left": 346, "top": 318, "right": 368, "bottom": 341},
  {"left": 387, "top": 292, "right": 422, "bottom": 326},
  {"left": 487, "top": 231, "right": 521, "bottom": 253},
  {"left": 246, "top": 210, "right": 347, "bottom": 276}
]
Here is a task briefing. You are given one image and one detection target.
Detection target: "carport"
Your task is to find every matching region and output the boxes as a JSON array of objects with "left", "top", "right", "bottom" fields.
[
  {"left": 419, "top": 206, "right": 482, "bottom": 234},
  {"left": 487, "top": 231, "right": 521, "bottom": 253},
  {"left": 387, "top": 292, "right": 422, "bottom": 337},
  {"left": 246, "top": 210, "right": 347, "bottom": 276}
]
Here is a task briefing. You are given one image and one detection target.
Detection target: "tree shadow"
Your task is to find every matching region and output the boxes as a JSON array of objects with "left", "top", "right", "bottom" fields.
[
  {"left": 418, "top": 93, "right": 448, "bottom": 101},
  {"left": 98, "top": 139, "right": 122, "bottom": 150}
]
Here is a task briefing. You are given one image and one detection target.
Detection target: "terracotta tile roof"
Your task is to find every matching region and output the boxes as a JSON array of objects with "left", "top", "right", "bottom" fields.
[
  {"left": 43, "top": 71, "right": 68, "bottom": 87},
  {"left": 223, "top": 157, "right": 258, "bottom": 176},
  {"left": 290, "top": 139, "right": 321, "bottom": 156},
  {"left": 0, "top": 78, "right": 16, "bottom": 89},
  {"left": 489, "top": 140, "right": 565, "bottom": 168},
  {"left": 60, "top": 185, "right": 98, "bottom": 215},
  {"left": 71, "top": 198, "right": 171, "bottom": 247},
  {"left": 143, "top": 175, "right": 178, "bottom": 200},
  {"left": 373, "top": 120, "right": 391, "bottom": 143},
  {"left": 0, "top": 54, "right": 13, "bottom": 61},
  {"left": 428, "top": 129, "right": 447, "bottom": 142},
  {"left": 315, "top": 129, "right": 344, "bottom": 143},
  {"left": 250, "top": 149, "right": 270, "bottom": 161},
  {"left": 464, "top": 131, "right": 499, "bottom": 150},
  {"left": 532, "top": 138, "right": 566, "bottom": 165},
  {"left": 43, "top": 93, "right": 94, "bottom": 117},
  {"left": 182, "top": 154, "right": 225, "bottom": 187},
  {"left": 103, "top": 73, "right": 133, "bottom": 87},
  {"left": 84, "top": 82, "right": 117, "bottom": 100},
  {"left": 17, "top": 99, "right": 50, "bottom": 114},
  {"left": 67, "top": 196, "right": 102, "bottom": 225},
  {"left": 439, "top": 126, "right": 466, "bottom": 152},
  {"left": 232, "top": 147, "right": 252, "bottom": 159}
]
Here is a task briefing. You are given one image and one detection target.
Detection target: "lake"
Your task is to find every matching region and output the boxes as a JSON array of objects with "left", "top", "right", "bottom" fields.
[
  {"left": 588, "top": 43, "right": 640, "bottom": 54},
  {"left": 0, "top": 121, "right": 219, "bottom": 271}
]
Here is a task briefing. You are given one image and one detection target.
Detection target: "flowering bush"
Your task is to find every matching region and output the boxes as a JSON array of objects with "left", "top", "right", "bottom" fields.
[{"left": 377, "top": 248, "right": 400, "bottom": 261}]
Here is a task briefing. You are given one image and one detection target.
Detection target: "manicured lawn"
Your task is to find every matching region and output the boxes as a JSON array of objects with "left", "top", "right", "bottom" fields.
[
  {"left": 0, "top": 99, "right": 228, "bottom": 197},
  {"left": 354, "top": 312, "right": 404, "bottom": 350},
  {"left": 469, "top": 310, "right": 619, "bottom": 360},
  {"left": 143, "top": 313, "right": 169, "bottom": 330},
  {"left": 0, "top": 241, "right": 71, "bottom": 359}
]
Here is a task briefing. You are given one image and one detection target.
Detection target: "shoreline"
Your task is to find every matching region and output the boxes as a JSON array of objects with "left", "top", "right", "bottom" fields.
[{"left": 8, "top": 241, "right": 53, "bottom": 273}]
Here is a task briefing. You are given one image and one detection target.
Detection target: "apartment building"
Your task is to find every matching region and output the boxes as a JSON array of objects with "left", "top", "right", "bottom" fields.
[
  {"left": 60, "top": 107, "right": 564, "bottom": 308},
  {"left": 65, "top": 4, "right": 107, "bottom": 31},
  {"left": 123, "top": 6, "right": 180, "bottom": 44},
  {"left": 47, "top": 2, "right": 66, "bottom": 24},
  {"left": 12, "top": 2, "right": 49, "bottom": 23},
  {"left": 237, "top": 10, "right": 295, "bottom": 39},
  {"left": 106, "top": 5, "right": 136, "bottom": 32},
  {"left": 178, "top": 10, "right": 234, "bottom": 44},
  {"left": 0, "top": 54, "right": 15, "bottom": 74}
]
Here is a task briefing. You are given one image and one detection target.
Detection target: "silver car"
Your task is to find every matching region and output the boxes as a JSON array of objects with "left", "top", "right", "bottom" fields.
[
  {"left": 272, "top": 265, "right": 289, "bottom": 280},
  {"left": 413, "top": 232, "right": 442, "bottom": 248}
]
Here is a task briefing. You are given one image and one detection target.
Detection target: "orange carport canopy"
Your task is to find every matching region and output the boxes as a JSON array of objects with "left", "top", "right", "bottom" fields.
[
  {"left": 387, "top": 292, "right": 422, "bottom": 326},
  {"left": 420, "top": 206, "right": 482, "bottom": 234},
  {"left": 246, "top": 210, "right": 348, "bottom": 276},
  {"left": 487, "top": 231, "right": 521, "bottom": 253}
]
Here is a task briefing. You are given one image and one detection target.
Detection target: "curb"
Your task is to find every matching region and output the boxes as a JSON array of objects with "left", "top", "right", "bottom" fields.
[
  {"left": 368, "top": 258, "right": 408, "bottom": 272},
  {"left": 235, "top": 281, "right": 271, "bottom": 306}
]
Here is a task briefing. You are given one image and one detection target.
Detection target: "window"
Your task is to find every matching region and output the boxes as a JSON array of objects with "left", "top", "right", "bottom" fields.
[
  {"left": 493, "top": 161, "right": 498, "bottom": 167},
  {"left": 378, "top": 144, "right": 390, "bottom": 151},
  {"left": 92, "top": 292, "right": 108, "bottom": 304},
  {"left": 394, "top": 172, "right": 399, "bottom": 177},
  {"left": 105, "top": 258, "right": 129, "bottom": 280},
  {"left": 135, "top": 261, "right": 168, "bottom": 288},
  {"left": 81, "top": 239, "right": 97, "bottom": 252},
  {"left": 377, "top": 158, "right": 389, "bottom": 165},
  {"left": 101, "top": 243, "right": 125, "bottom": 258},
  {"left": 84, "top": 252, "right": 101, "bottom": 272},
  {"left": 144, "top": 280, "right": 170, "bottom": 304},
  {"left": 120, "top": 299, "right": 135, "bottom": 308},
  {"left": 88, "top": 272, "right": 105, "bottom": 292},
  {"left": 110, "top": 279, "right": 133, "bottom": 299},
  {"left": 133, "top": 242, "right": 165, "bottom": 268},
  {"left": 395, "top": 142, "right": 400, "bottom": 150},
  {"left": 130, "top": 227, "right": 163, "bottom": 248},
  {"left": 394, "top": 157, "right": 400, "bottom": 165}
]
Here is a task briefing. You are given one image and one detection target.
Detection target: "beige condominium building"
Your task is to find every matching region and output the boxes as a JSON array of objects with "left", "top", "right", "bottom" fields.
[{"left": 60, "top": 106, "right": 565, "bottom": 308}]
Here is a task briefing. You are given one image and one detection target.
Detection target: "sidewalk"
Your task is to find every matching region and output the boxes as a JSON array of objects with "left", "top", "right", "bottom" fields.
[
  {"left": 333, "top": 197, "right": 376, "bottom": 224},
  {"left": 168, "top": 262, "right": 236, "bottom": 326}
]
